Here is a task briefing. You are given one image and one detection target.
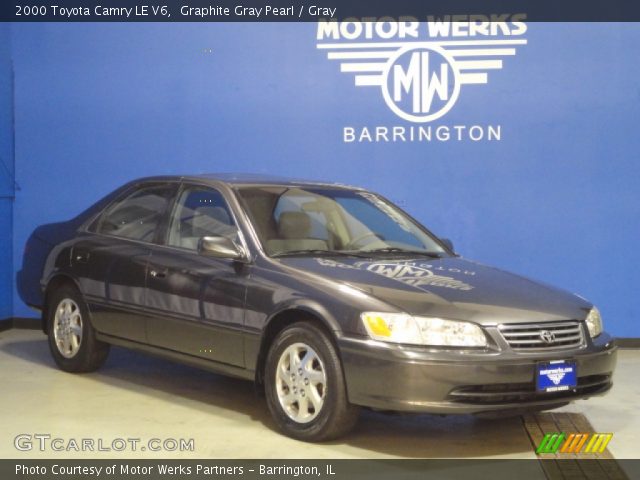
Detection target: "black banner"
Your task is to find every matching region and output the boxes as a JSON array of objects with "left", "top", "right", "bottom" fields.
[
  {"left": 4, "top": 459, "right": 638, "bottom": 480},
  {"left": 2, "top": 0, "right": 640, "bottom": 22}
]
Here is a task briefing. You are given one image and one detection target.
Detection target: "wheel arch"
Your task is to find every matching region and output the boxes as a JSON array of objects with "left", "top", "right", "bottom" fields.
[{"left": 254, "top": 305, "right": 342, "bottom": 389}]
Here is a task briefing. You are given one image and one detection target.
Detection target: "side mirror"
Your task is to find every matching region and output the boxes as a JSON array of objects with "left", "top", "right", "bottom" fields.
[
  {"left": 199, "top": 236, "right": 246, "bottom": 261},
  {"left": 440, "top": 237, "right": 455, "bottom": 253}
]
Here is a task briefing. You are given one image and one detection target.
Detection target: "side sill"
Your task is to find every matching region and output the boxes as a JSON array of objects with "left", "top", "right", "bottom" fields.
[{"left": 95, "top": 332, "right": 255, "bottom": 382}]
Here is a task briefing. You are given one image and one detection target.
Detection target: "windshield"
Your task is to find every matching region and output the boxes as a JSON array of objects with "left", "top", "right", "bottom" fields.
[{"left": 236, "top": 186, "right": 448, "bottom": 257}]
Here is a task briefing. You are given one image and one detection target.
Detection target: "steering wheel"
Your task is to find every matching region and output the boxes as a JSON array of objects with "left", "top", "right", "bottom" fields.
[{"left": 345, "top": 232, "right": 381, "bottom": 249}]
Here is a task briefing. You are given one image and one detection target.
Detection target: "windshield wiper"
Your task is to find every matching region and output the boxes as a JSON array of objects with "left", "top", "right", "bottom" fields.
[
  {"left": 359, "top": 247, "right": 444, "bottom": 258},
  {"left": 271, "top": 249, "right": 369, "bottom": 258}
]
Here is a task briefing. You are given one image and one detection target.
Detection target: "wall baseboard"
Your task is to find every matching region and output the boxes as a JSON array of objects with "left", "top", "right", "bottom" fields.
[
  {"left": 616, "top": 338, "right": 640, "bottom": 348},
  {"left": 1, "top": 317, "right": 639, "bottom": 347},
  {"left": 0, "top": 317, "right": 41, "bottom": 331},
  {"left": 0, "top": 319, "right": 12, "bottom": 332}
]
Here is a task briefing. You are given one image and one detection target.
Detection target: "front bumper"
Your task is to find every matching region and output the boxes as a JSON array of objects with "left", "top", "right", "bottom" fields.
[{"left": 338, "top": 332, "right": 617, "bottom": 414}]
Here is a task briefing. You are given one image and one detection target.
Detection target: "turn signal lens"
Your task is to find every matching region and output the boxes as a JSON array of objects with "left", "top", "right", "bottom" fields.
[
  {"left": 362, "top": 313, "right": 392, "bottom": 337},
  {"left": 361, "top": 312, "right": 421, "bottom": 343}
]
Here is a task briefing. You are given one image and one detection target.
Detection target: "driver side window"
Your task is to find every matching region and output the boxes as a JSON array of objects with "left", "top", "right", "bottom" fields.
[{"left": 167, "top": 187, "right": 238, "bottom": 251}]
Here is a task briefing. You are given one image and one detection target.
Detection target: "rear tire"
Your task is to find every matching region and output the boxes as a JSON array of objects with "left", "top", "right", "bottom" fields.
[
  {"left": 264, "top": 321, "right": 359, "bottom": 441},
  {"left": 47, "top": 285, "right": 110, "bottom": 373}
]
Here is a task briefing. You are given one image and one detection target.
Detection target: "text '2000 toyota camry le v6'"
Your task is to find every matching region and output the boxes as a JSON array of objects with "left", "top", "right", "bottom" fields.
[{"left": 21, "top": 174, "right": 617, "bottom": 441}]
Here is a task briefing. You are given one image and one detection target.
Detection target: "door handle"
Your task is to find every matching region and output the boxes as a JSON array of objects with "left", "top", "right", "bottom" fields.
[{"left": 149, "top": 269, "right": 167, "bottom": 279}]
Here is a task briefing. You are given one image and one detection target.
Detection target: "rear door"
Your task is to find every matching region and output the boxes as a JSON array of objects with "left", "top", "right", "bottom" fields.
[
  {"left": 144, "top": 184, "right": 248, "bottom": 367},
  {"left": 73, "top": 183, "right": 178, "bottom": 342}
]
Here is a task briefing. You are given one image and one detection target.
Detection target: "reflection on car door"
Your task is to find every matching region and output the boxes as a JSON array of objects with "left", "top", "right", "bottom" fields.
[
  {"left": 144, "top": 185, "right": 247, "bottom": 367},
  {"left": 73, "top": 183, "right": 177, "bottom": 342}
]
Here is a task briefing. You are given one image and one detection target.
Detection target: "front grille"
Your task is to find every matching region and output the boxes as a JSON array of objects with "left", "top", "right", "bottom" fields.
[
  {"left": 499, "top": 321, "right": 585, "bottom": 350},
  {"left": 448, "top": 375, "right": 612, "bottom": 404}
]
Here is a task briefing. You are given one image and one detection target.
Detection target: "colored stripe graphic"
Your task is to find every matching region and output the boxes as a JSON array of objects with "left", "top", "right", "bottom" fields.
[
  {"left": 536, "top": 433, "right": 566, "bottom": 454},
  {"left": 560, "top": 433, "right": 589, "bottom": 453},
  {"left": 584, "top": 433, "right": 613, "bottom": 454}
]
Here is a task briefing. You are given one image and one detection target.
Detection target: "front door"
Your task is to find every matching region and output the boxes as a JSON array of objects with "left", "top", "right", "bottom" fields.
[{"left": 144, "top": 185, "right": 248, "bottom": 367}]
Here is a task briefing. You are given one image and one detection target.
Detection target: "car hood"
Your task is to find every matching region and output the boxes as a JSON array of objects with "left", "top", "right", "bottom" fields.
[{"left": 276, "top": 256, "right": 591, "bottom": 324}]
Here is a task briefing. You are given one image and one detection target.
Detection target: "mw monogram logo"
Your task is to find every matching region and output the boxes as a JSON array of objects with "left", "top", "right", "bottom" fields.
[
  {"left": 361, "top": 262, "right": 474, "bottom": 291},
  {"left": 317, "top": 16, "right": 528, "bottom": 124}
]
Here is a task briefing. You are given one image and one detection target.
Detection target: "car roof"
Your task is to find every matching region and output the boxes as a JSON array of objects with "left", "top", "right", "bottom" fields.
[{"left": 134, "top": 173, "right": 365, "bottom": 190}]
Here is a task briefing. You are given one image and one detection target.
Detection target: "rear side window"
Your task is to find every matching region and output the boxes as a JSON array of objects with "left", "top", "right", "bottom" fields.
[{"left": 93, "top": 184, "right": 175, "bottom": 242}]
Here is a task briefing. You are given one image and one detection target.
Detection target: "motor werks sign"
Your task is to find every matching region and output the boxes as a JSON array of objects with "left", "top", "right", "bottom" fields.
[{"left": 316, "top": 16, "right": 527, "bottom": 143}]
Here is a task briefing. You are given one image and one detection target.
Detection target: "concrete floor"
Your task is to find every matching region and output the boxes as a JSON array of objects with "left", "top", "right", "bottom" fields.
[{"left": 0, "top": 328, "right": 637, "bottom": 459}]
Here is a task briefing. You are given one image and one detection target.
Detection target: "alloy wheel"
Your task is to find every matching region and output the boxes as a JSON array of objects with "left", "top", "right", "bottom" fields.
[
  {"left": 53, "top": 298, "right": 83, "bottom": 358},
  {"left": 275, "top": 342, "right": 327, "bottom": 423}
]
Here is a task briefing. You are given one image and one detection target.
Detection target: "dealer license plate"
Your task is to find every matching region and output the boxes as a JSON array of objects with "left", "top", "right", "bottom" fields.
[{"left": 536, "top": 360, "right": 577, "bottom": 392}]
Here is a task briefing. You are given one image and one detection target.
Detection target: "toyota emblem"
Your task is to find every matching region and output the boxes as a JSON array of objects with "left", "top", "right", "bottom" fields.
[{"left": 540, "top": 330, "right": 556, "bottom": 344}]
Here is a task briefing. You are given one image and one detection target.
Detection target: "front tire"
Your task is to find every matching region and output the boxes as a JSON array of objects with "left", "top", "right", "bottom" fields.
[
  {"left": 47, "top": 285, "right": 110, "bottom": 373},
  {"left": 264, "top": 321, "right": 359, "bottom": 441}
]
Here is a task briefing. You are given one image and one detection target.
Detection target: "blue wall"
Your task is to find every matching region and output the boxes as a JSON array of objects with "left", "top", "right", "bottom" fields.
[
  {"left": 8, "top": 22, "right": 640, "bottom": 336},
  {"left": 0, "top": 23, "right": 14, "bottom": 322}
]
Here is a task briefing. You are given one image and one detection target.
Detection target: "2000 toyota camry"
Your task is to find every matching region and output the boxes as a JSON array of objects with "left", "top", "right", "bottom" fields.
[{"left": 22, "top": 174, "right": 617, "bottom": 441}]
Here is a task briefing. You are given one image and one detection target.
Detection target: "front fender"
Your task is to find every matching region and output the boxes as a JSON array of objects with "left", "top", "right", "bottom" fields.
[{"left": 265, "top": 298, "right": 344, "bottom": 334}]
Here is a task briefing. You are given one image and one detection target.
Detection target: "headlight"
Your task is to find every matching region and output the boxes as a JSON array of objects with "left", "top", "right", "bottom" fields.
[
  {"left": 585, "top": 307, "right": 603, "bottom": 338},
  {"left": 361, "top": 312, "right": 487, "bottom": 347}
]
